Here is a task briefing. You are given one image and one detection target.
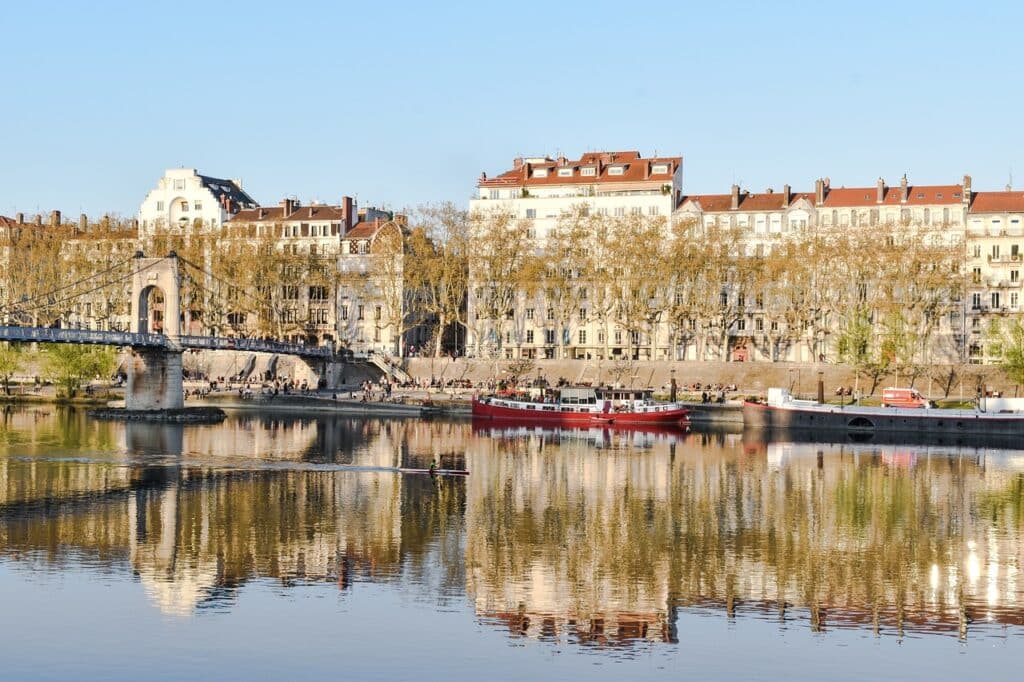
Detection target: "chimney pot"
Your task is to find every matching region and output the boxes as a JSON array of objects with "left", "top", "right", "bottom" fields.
[{"left": 730, "top": 184, "right": 740, "bottom": 210}]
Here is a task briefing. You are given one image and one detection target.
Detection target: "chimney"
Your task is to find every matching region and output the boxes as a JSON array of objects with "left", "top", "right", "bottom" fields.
[
  {"left": 644, "top": 162, "right": 650, "bottom": 180},
  {"left": 79, "top": 214, "right": 88, "bottom": 232},
  {"left": 258, "top": 208, "right": 266, "bottom": 220},
  {"left": 900, "top": 174, "right": 908, "bottom": 203},
  {"left": 49, "top": 210, "right": 61, "bottom": 227},
  {"left": 280, "top": 198, "right": 295, "bottom": 216},
  {"left": 814, "top": 179, "right": 825, "bottom": 206},
  {"left": 730, "top": 184, "right": 740, "bottom": 210},
  {"left": 782, "top": 184, "right": 791, "bottom": 208},
  {"left": 513, "top": 157, "right": 524, "bottom": 169},
  {"left": 35, "top": 214, "right": 43, "bottom": 226},
  {"left": 876, "top": 177, "right": 885, "bottom": 203},
  {"left": 341, "top": 196, "right": 354, "bottom": 233},
  {"left": 963, "top": 174, "right": 972, "bottom": 205},
  {"left": 15, "top": 212, "right": 23, "bottom": 224},
  {"left": 309, "top": 207, "right": 315, "bottom": 218}
]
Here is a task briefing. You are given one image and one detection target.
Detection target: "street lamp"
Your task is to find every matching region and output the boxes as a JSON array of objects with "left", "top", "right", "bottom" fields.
[{"left": 670, "top": 367, "right": 677, "bottom": 403}]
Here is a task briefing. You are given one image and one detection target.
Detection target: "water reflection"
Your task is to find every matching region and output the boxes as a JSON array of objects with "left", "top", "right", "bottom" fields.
[{"left": 1, "top": 406, "right": 1023, "bottom": 646}]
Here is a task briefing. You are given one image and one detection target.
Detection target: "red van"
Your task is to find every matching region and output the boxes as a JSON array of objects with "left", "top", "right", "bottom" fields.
[{"left": 881, "top": 387, "right": 932, "bottom": 409}]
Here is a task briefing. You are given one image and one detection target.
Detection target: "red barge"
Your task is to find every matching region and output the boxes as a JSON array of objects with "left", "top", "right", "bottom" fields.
[{"left": 471, "top": 386, "right": 690, "bottom": 427}]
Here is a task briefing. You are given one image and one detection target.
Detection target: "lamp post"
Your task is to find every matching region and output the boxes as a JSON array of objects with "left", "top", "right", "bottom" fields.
[
  {"left": 670, "top": 367, "right": 677, "bottom": 403},
  {"left": 817, "top": 370, "right": 824, "bottom": 404}
]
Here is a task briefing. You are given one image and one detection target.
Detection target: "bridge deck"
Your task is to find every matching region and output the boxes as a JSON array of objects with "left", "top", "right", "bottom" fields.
[{"left": 0, "top": 326, "right": 332, "bottom": 359}]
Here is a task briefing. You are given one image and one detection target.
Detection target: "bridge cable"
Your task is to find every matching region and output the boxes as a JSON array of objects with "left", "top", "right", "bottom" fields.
[
  {"left": 4, "top": 259, "right": 163, "bottom": 319},
  {"left": 0, "top": 255, "right": 135, "bottom": 314}
]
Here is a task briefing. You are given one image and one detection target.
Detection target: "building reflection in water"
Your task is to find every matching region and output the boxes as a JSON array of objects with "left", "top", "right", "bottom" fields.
[{"left": 1, "top": 407, "right": 1023, "bottom": 645}]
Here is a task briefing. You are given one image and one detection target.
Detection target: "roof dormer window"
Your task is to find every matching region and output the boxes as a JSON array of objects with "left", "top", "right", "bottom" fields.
[
  {"left": 608, "top": 165, "right": 625, "bottom": 176},
  {"left": 580, "top": 167, "right": 596, "bottom": 177},
  {"left": 651, "top": 164, "right": 669, "bottom": 174},
  {"left": 533, "top": 168, "right": 549, "bottom": 178},
  {"left": 557, "top": 168, "right": 573, "bottom": 177}
]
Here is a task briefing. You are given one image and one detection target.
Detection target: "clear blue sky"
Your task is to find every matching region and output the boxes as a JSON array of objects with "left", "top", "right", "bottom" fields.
[{"left": 3, "top": 0, "right": 1022, "bottom": 218}]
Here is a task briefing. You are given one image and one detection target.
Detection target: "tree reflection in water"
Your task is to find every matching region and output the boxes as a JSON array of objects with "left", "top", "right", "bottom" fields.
[{"left": 1, "top": 407, "right": 1023, "bottom": 645}]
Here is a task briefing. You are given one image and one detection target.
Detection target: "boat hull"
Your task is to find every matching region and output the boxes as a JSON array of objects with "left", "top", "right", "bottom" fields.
[
  {"left": 743, "top": 400, "right": 1024, "bottom": 436},
  {"left": 472, "top": 398, "right": 689, "bottom": 426}
]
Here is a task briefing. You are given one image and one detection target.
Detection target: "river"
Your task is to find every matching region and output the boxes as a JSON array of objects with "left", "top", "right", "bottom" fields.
[{"left": 0, "top": 406, "right": 1021, "bottom": 680}]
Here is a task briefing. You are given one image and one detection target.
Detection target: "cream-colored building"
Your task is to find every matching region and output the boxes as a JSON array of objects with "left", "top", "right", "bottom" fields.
[
  {"left": 468, "top": 151, "right": 683, "bottom": 360},
  {"left": 965, "top": 188, "right": 1024, "bottom": 363},
  {"left": 138, "top": 168, "right": 257, "bottom": 239}
]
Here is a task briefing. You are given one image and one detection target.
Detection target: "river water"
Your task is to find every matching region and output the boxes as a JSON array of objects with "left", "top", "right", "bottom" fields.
[{"left": 0, "top": 407, "right": 1022, "bottom": 680}]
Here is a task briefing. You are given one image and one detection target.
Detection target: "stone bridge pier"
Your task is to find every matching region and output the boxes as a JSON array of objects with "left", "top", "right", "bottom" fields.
[{"left": 127, "top": 253, "right": 184, "bottom": 411}]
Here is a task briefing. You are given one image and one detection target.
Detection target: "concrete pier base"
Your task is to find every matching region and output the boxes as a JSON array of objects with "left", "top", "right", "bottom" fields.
[{"left": 126, "top": 348, "right": 184, "bottom": 410}]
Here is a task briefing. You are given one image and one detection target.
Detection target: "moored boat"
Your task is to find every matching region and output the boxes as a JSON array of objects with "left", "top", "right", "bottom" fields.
[
  {"left": 472, "top": 385, "right": 689, "bottom": 426},
  {"left": 744, "top": 387, "right": 1024, "bottom": 436}
]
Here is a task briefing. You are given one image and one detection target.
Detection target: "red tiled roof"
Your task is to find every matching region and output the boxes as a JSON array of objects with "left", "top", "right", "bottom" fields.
[
  {"left": 0, "top": 215, "right": 16, "bottom": 229},
  {"left": 229, "top": 204, "right": 349, "bottom": 223},
  {"left": 342, "top": 220, "right": 385, "bottom": 239},
  {"left": 822, "top": 184, "right": 962, "bottom": 207},
  {"left": 479, "top": 151, "right": 680, "bottom": 188},
  {"left": 970, "top": 191, "right": 1024, "bottom": 213},
  {"left": 679, "top": 192, "right": 814, "bottom": 212}
]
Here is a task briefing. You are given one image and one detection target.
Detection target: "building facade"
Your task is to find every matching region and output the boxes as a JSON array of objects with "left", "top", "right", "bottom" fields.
[
  {"left": 468, "top": 151, "right": 683, "bottom": 360},
  {"left": 138, "top": 168, "right": 258, "bottom": 240}
]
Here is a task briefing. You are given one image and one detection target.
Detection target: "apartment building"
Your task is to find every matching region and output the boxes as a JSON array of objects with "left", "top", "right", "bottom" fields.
[
  {"left": 675, "top": 176, "right": 968, "bottom": 363},
  {"left": 965, "top": 189, "right": 1024, "bottom": 362},
  {"left": 138, "top": 168, "right": 257, "bottom": 240},
  {"left": 468, "top": 151, "right": 683, "bottom": 360}
]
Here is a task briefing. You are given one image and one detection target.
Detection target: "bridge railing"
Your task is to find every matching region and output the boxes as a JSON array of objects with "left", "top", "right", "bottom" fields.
[
  {"left": 0, "top": 326, "right": 165, "bottom": 347},
  {"left": 178, "top": 335, "right": 333, "bottom": 358}
]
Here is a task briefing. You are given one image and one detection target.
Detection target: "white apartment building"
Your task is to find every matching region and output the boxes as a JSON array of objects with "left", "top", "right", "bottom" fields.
[
  {"left": 468, "top": 151, "right": 683, "bottom": 360},
  {"left": 138, "top": 168, "right": 258, "bottom": 239},
  {"left": 676, "top": 176, "right": 969, "bottom": 364},
  {"left": 965, "top": 188, "right": 1024, "bottom": 363}
]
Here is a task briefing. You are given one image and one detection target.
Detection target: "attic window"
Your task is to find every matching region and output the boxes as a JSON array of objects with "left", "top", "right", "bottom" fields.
[
  {"left": 917, "top": 193, "right": 925, "bottom": 199},
  {"left": 608, "top": 166, "right": 625, "bottom": 176},
  {"left": 580, "top": 167, "right": 596, "bottom": 177},
  {"left": 953, "top": 192, "right": 961, "bottom": 198},
  {"left": 557, "top": 168, "right": 573, "bottom": 177},
  {"left": 651, "top": 164, "right": 669, "bottom": 174},
  {"left": 936, "top": 193, "right": 943, "bottom": 198},
  {"left": 533, "top": 168, "right": 548, "bottom": 178}
]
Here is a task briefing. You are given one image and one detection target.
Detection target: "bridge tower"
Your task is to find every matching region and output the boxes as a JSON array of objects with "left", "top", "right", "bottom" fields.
[{"left": 126, "top": 253, "right": 184, "bottom": 410}]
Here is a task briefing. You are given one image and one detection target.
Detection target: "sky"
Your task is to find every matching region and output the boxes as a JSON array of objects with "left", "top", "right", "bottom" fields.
[{"left": 2, "top": 0, "right": 1023, "bottom": 218}]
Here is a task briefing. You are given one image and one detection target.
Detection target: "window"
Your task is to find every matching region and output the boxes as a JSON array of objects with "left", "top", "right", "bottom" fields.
[
  {"left": 180, "top": 201, "right": 189, "bottom": 212},
  {"left": 374, "top": 306, "right": 382, "bottom": 320},
  {"left": 312, "top": 308, "right": 329, "bottom": 324},
  {"left": 309, "top": 285, "right": 329, "bottom": 300},
  {"left": 341, "top": 305, "right": 348, "bottom": 320},
  {"left": 525, "top": 208, "right": 536, "bottom": 219},
  {"left": 374, "top": 328, "right": 381, "bottom": 342},
  {"left": 578, "top": 330, "right": 587, "bottom": 344},
  {"left": 581, "top": 167, "right": 596, "bottom": 176},
  {"left": 614, "top": 207, "right": 625, "bottom": 217},
  {"left": 597, "top": 207, "right": 608, "bottom": 216},
  {"left": 547, "top": 308, "right": 555, "bottom": 320},
  {"left": 972, "top": 267, "right": 982, "bottom": 284},
  {"left": 558, "top": 168, "right": 573, "bottom": 177},
  {"left": 770, "top": 320, "right": 779, "bottom": 331},
  {"left": 488, "top": 189, "right": 499, "bottom": 199},
  {"left": 194, "top": 201, "right": 202, "bottom": 211},
  {"left": 630, "top": 207, "right": 642, "bottom": 215},
  {"left": 283, "top": 285, "right": 299, "bottom": 300},
  {"left": 973, "top": 244, "right": 981, "bottom": 258},
  {"left": 652, "top": 164, "right": 669, "bottom": 174},
  {"left": 173, "top": 179, "right": 185, "bottom": 190},
  {"left": 526, "top": 330, "right": 534, "bottom": 343},
  {"left": 156, "top": 201, "right": 165, "bottom": 211},
  {"left": 579, "top": 288, "right": 587, "bottom": 299},
  {"left": 608, "top": 166, "right": 625, "bottom": 176},
  {"left": 357, "top": 305, "right": 365, "bottom": 320},
  {"left": 755, "top": 318, "right": 764, "bottom": 332},
  {"left": 544, "top": 329, "right": 556, "bottom": 344},
  {"left": 648, "top": 205, "right": 660, "bottom": 215},
  {"left": 1013, "top": 293, "right": 1020, "bottom": 308},
  {"left": 525, "top": 308, "right": 534, "bottom": 320},
  {"left": 992, "top": 292, "right": 1002, "bottom": 309},
  {"left": 972, "top": 293, "right": 981, "bottom": 310},
  {"left": 533, "top": 168, "right": 548, "bottom": 178},
  {"left": 578, "top": 308, "right": 586, "bottom": 320},
  {"left": 614, "top": 329, "right": 622, "bottom": 344},
  {"left": 993, "top": 244, "right": 1001, "bottom": 259},
  {"left": 737, "top": 319, "right": 746, "bottom": 331},
  {"left": 1013, "top": 271, "right": 1020, "bottom": 283}
]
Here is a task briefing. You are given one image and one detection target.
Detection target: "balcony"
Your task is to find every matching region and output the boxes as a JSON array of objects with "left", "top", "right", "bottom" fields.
[{"left": 987, "top": 253, "right": 1021, "bottom": 264}]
